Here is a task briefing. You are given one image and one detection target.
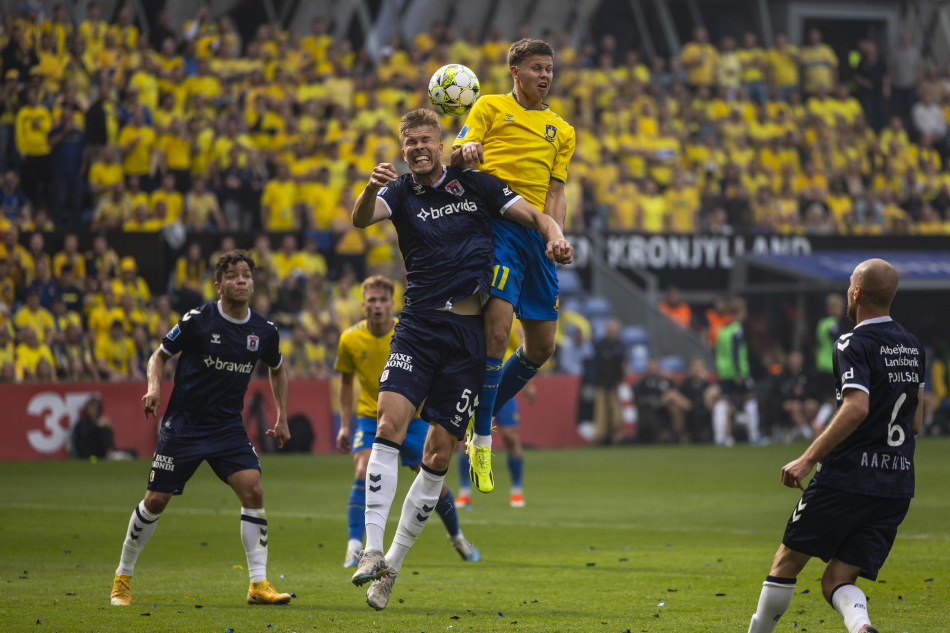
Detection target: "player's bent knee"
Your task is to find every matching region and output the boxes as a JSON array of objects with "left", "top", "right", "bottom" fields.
[
  {"left": 820, "top": 560, "right": 860, "bottom": 603},
  {"left": 143, "top": 491, "right": 171, "bottom": 515}
]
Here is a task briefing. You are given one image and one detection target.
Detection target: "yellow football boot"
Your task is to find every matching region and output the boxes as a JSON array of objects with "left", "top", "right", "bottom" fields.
[
  {"left": 110, "top": 574, "right": 131, "bottom": 606},
  {"left": 247, "top": 580, "right": 292, "bottom": 605},
  {"left": 466, "top": 416, "right": 494, "bottom": 493}
]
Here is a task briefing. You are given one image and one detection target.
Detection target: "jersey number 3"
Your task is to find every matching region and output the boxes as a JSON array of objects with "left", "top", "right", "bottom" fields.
[{"left": 887, "top": 392, "right": 907, "bottom": 447}]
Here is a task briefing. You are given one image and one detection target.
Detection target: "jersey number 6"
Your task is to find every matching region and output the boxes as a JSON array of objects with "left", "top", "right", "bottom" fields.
[{"left": 887, "top": 392, "right": 907, "bottom": 447}]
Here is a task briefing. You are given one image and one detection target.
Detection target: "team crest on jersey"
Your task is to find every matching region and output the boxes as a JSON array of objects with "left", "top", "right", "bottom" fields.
[
  {"left": 545, "top": 124, "right": 557, "bottom": 142},
  {"left": 247, "top": 335, "right": 259, "bottom": 351},
  {"left": 445, "top": 179, "right": 465, "bottom": 197}
]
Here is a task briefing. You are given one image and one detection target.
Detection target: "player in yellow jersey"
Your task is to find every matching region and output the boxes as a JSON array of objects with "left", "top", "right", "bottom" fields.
[
  {"left": 456, "top": 321, "right": 536, "bottom": 507},
  {"left": 334, "top": 276, "right": 480, "bottom": 568},
  {"left": 451, "top": 38, "right": 575, "bottom": 492}
]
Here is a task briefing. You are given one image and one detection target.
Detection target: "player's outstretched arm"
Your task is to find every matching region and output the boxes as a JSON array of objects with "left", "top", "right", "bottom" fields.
[
  {"left": 505, "top": 198, "right": 574, "bottom": 265},
  {"left": 336, "top": 372, "right": 355, "bottom": 453},
  {"left": 266, "top": 363, "right": 291, "bottom": 449},
  {"left": 780, "top": 388, "right": 869, "bottom": 491},
  {"left": 542, "top": 178, "right": 567, "bottom": 230},
  {"left": 142, "top": 348, "right": 171, "bottom": 419},
  {"left": 353, "top": 163, "right": 397, "bottom": 228}
]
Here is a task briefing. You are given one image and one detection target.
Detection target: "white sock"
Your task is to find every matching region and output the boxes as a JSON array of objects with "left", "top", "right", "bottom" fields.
[
  {"left": 831, "top": 583, "right": 872, "bottom": 633},
  {"left": 814, "top": 402, "right": 835, "bottom": 429},
  {"left": 116, "top": 502, "right": 161, "bottom": 576},
  {"left": 385, "top": 467, "right": 445, "bottom": 572},
  {"left": 473, "top": 433, "right": 491, "bottom": 449},
  {"left": 240, "top": 507, "right": 268, "bottom": 583},
  {"left": 748, "top": 577, "right": 795, "bottom": 633},
  {"left": 713, "top": 400, "right": 729, "bottom": 443},
  {"left": 347, "top": 538, "right": 363, "bottom": 551},
  {"left": 745, "top": 399, "right": 760, "bottom": 441},
  {"left": 364, "top": 442, "right": 400, "bottom": 553}
]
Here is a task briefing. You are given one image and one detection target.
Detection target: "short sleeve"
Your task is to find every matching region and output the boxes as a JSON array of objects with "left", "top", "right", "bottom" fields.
[
  {"left": 334, "top": 334, "right": 355, "bottom": 373},
  {"left": 376, "top": 177, "right": 404, "bottom": 217},
  {"left": 834, "top": 335, "right": 870, "bottom": 395},
  {"left": 552, "top": 124, "right": 575, "bottom": 183},
  {"left": 469, "top": 171, "right": 522, "bottom": 215},
  {"left": 453, "top": 97, "right": 492, "bottom": 149},
  {"left": 160, "top": 308, "right": 199, "bottom": 356},
  {"left": 260, "top": 325, "right": 282, "bottom": 369}
]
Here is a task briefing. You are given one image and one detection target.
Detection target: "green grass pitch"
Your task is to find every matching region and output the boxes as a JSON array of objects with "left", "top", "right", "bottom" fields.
[{"left": 1, "top": 441, "right": 948, "bottom": 632}]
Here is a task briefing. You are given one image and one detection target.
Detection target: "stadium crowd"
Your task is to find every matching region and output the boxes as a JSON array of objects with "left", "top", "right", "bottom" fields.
[{"left": 1, "top": 4, "right": 948, "bottom": 441}]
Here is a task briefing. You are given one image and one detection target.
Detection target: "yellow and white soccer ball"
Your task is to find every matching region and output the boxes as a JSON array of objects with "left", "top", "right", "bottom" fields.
[{"left": 428, "top": 64, "right": 480, "bottom": 115}]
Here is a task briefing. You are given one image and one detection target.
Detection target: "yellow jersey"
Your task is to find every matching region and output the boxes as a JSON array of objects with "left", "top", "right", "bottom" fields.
[
  {"left": 334, "top": 318, "right": 398, "bottom": 420},
  {"left": 454, "top": 93, "right": 575, "bottom": 211}
]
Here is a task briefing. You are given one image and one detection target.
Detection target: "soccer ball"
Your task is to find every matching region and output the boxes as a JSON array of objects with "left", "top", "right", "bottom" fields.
[{"left": 428, "top": 64, "right": 480, "bottom": 115}]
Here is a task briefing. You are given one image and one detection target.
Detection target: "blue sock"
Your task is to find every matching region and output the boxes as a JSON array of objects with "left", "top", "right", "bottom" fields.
[
  {"left": 458, "top": 451, "right": 471, "bottom": 489},
  {"left": 474, "top": 355, "right": 504, "bottom": 435},
  {"left": 346, "top": 479, "right": 366, "bottom": 542},
  {"left": 436, "top": 487, "right": 460, "bottom": 537},
  {"left": 507, "top": 453, "right": 524, "bottom": 488},
  {"left": 494, "top": 347, "right": 542, "bottom": 415}
]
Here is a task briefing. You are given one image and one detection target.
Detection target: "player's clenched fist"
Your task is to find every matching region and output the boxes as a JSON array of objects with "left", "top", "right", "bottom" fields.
[
  {"left": 142, "top": 389, "right": 161, "bottom": 419},
  {"left": 545, "top": 238, "right": 573, "bottom": 265},
  {"left": 459, "top": 141, "right": 484, "bottom": 165},
  {"left": 368, "top": 163, "right": 398, "bottom": 189}
]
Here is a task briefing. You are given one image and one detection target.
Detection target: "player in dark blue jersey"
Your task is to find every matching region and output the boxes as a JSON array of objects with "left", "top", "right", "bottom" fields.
[
  {"left": 346, "top": 109, "right": 572, "bottom": 611},
  {"left": 746, "top": 259, "right": 924, "bottom": 633},
  {"left": 110, "top": 250, "right": 294, "bottom": 608}
]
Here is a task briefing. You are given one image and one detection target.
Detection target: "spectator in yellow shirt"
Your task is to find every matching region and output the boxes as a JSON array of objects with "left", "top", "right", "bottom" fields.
[
  {"left": 739, "top": 32, "right": 769, "bottom": 104},
  {"left": 91, "top": 183, "right": 131, "bottom": 231},
  {"left": 88, "top": 145, "right": 124, "bottom": 199},
  {"left": 52, "top": 233, "right": 86, "bottom": 280},
  {"left": 15, "top": 87, "right": 52, "bottom": 205},
  {"left": 157, "top": 118, "right": 193, "bottom": 192},
  {"left": 768, "top": 33, "right": 800, "bottom": 100},
  {"left": 681, "top": 27, "right": 718, "bottom": 88},
  {"left": 14, "top": 288, "right": 55, "bottom": 343},
  {"left": 15, "top": 326, "right": 56, "bottom": 381},
  {"left": 118, "top": 108, "right": 156, "bottom": 180},
  {"left": 185, "top": 177, "right": 224, "bottom": 231},
  {"left": 150, "top": 173, "right": 184, "bottom": 223},
  {"left": 637, "top": 179, "right": 670, "bottom": 233},
  {"left": 80, "top": 1, "right": 108, "bottom": 57},
  {"left": 88, "top": 287, "right": 126, "bottom": 342},
  {"left": 271, "top": 235, "right": 304, "bottom": 280},
  {"left": 112, "top": 257, "right": 151, "bottom": 312},
  {"left": 122, "top": 202, "right": 162, "bottom": 232},
  {"left": 95, "top": 320, "right": 140, "bottom": 381},
  {"left": 800, "top": 28, "right": 838, "bottom": 95},
  {"left": 261, "top": 163, "right": 299, "bottom": 231}
]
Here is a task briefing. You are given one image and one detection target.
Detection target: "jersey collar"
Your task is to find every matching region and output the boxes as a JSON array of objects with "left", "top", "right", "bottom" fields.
[
  {"left": 508, "top": 92, "right": 549, "bottom": 111},
  {"left": 217, "top": 300, "right": 251, "bottom": 324},
  {"left": 854, "top": 315, "right": 892, "bottom": 329},
  {"left": 410, "top": 164, "right": 448, "bottom": 189}
]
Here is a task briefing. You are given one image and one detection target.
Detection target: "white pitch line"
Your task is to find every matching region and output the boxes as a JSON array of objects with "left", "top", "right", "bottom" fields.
[{"left": 2, "top": 502, "right": 948, "bottom": 541}]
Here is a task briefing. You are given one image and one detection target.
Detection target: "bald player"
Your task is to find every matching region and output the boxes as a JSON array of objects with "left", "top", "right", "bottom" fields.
[{"left": 746, "top": 259, "right": 925, "bottom": 633}]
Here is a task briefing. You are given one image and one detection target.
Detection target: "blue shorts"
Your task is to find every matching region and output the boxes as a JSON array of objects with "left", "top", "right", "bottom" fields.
[
  {"left": 379, "top": 310, "right": 485, "bottom": 440},
  {"left": 782, "top": 481, "right": 910, "bottom": 581},
  {"left": 495, "top": 397, "right": 520, "bottom": 428},
  {"left": 491, "top": 219, "right": 559, "bottom": 321},
  {"left": 352, "top": 416, "right": 428, "bottom": 466},
  {"left": 147, "top": 427, "right": 260, "bottom": 495}
]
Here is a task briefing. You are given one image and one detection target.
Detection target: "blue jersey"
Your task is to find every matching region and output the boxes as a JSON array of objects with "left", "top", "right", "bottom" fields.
[
  {"left": 813, "top": 316, "right": 925, "bottom": 499},
  {"left": 159, "top": 301, "right": 282, "bottom": 438},
  {"left": 377, "top": 166, "right": 521, "bottom": 312}
]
